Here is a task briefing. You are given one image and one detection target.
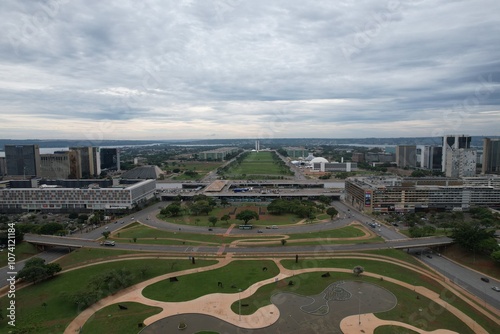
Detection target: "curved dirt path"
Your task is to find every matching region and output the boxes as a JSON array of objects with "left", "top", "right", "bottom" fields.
[{"left": 64, "top": 254, "right": 494, "bottom": 334}]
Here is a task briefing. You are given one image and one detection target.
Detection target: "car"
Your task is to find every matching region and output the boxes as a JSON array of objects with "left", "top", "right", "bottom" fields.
[
  {"left": 392, "top": 223, "right": 399, "bottom": 227},
  {"left": 265, "top": 226, "right": 271, "bottom": 229},
  {"left": 257, "top": 230, "right": 263, "bottom": 233},
  {"left": 492, "top": 286, "right": 500, "bottom": 292},
  {"left": 426, "top": 255, "right": 432, "bottom": 259},
  {"left": 480, "top": 277, "right": 490, "bottom": 283},
  {"left": 131, "top": 217, "right": 135, "bottom": 220},
  {"left": 208, "top": 228, "right": 213, "bottom": 231},
  {"left": 100, "top": 241, "right": 115, "bottom": 246},
  {"left": 271, "top": 225, "right": 278, "bottom": 229}
]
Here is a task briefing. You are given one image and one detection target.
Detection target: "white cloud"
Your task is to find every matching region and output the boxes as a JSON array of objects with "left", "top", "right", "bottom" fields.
[{"left": 0, "top": 0, "right": 499, "bottom": 140}]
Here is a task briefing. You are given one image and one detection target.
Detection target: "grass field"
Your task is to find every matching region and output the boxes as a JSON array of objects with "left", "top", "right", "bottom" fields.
[
  {"left": 224, "top": 151, "right": 291, "bottom": 178},
  {"left": 0, "top": 259, "right": 216, "bottom": 333},
  {"left": 0, "top": 241, "right": 40, "bottom": 267},
  {"left": 142, "top": 260, "right": 279, "bottom": 302},
  {"left": 168, "top": 161, "right": 222, "bottom": 180},
  {"left": 54, "top": 247, "right": 160, "bottom": 269},
  {"left": 111, "top": 224, "right": 381, "bottom": 246},
  {"left": 230, "top": 273, "right": 477, "bottom": 333},
  {"left": 82, "top": 302, "right": 162, "bottom": 334}
]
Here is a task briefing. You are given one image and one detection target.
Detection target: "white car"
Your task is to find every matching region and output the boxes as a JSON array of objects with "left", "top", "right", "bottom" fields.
[{"left": 492, "top": 286, "right": 500, "bottom": 292}]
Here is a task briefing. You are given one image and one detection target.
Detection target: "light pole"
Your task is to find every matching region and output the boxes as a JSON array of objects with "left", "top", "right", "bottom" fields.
[
  {"left": 238, "top": 288, "right": 242, "bottom": 321},
  {"left": 358, "top": 290, "right": 362, "bottom": 325}
]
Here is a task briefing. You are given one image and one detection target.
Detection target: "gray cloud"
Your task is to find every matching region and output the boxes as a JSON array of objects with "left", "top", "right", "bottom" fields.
[{"left": 0, "top": 0, "right": 499, "bottom": 140}]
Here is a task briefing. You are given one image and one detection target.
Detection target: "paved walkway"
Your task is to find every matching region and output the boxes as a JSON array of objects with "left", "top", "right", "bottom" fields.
[{"left": 64, "top": 255, "right": 494, "bottom": 334}]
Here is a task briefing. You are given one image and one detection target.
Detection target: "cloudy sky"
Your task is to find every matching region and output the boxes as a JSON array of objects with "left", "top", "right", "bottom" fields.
[{"left": 1, "top": 0, "right": 499, "bottom": 141}]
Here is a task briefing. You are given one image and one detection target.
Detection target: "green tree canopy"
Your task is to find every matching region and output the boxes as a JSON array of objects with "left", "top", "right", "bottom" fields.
[{"left": 236, "top": 210, "right": 259, "bottom": 224}]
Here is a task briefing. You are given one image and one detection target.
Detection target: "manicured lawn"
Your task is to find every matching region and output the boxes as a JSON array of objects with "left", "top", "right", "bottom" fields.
[
  {"left": 231, "top": 273, "right": 480, "bottom": 334},
  {"left": 0, "top": 259, "right": 216, "bottom": 333},
  {"left": 112, "top": 224, "right": 384, "bottom": 247},
  {"left": 224, "top": 151, "right": 292, "bottom": 178},
  {"left": 281, "top": 258, "right": 445, "bottom": 294},
  {"left": 53, "top": 247, "right": 170, "bottom": 268},
  {"left": 0, "top": 241, "right": 40, "bottom": 267},
  {"left": 142, "top": 260, "right": 279, "bottom": 302},
  {"left": 82, "top": 302, "right": 162, "bottom": 334},
  {"left": 375, "top": 325, "right": 419, "bottom": 334},
  {"left": 287, "top": 225, "right": 366, "bottom": 240}
]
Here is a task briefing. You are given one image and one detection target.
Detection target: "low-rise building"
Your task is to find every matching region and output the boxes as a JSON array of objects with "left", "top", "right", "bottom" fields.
[
  {"left": 0, "top": 178, "right": 156, "bottom": 213},
  {"left": 345, "top": 176, "right": 500, "bottom": 213}
]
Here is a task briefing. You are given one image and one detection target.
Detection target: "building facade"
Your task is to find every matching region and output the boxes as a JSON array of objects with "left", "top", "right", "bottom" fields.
[
  {"left": 442, "top": 135, "right": 471, "bottom": 172},
  {"left": 445, "top": 148, "right": 477, "bottom": 178},
  {"left": 345, "top": 176, "right": 500, "bottom": 213},
  {"left": 40, "top": 151, "right": 81, "bottom": 179},
  {"left": 100, "top": 148, "right": 121, "bottom": 171},
  {"left": 312, "top": 162, "right": 358, "bottom": 172},
  {"left": 5, "top": 144, "right": 41, "bottom": 177},
  {"left": 482, "top": 137, "right": 500, "bottom": 175},
  {"left": 0, "top": 179, "right": 156, "bottom": 213},
  {"left": 395, "top": 145, "right": 416, "bottom": 168},
  {"left": 69, "top": 146, "right": 101, "bottom": 178},
  {"left": 0, "top": 157, "right": 6, "bottom": 176}
]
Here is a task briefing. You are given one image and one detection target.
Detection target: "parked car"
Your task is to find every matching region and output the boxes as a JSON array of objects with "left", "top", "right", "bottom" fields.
[
  {"left": 480, "top": 277, "right": 490, "bottom": 283},
  {"left": 492, "top": 286, "right": 500, "bottom": 292}
]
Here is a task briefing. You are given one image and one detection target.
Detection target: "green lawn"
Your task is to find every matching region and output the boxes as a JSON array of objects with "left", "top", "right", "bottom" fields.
[
  {"left": 142, "top": 260, "right": 279, "bottom": 302},
  {"left": 112, "top": 224, "right": 383, "bottom": 247},
  {"left": 231, "top": 273, "right": 484, "bottom": 334},
  {"left": 375, "top": 326, "right": 419, "bottom": 334},
  {"left": 0, "top": 259, "right": 216, "bottom": 333},
  {"left": 0, "top": 241, "right": 40, "bottom": 267},
  {"left": 54, "top": 247, "right": 159, "bottom": 269},
  {"left": 82, "top": 302, "right": 162, "bottom": 334},
  {"left": 224, "top": 151, "right": 292, "bottom": 178}
]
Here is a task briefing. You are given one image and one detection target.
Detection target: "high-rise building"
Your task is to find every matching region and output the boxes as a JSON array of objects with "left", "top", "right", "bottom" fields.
[
  {"left": 100, "top": 148, "right": 121, "bottom": 171},
  {"left": 445, "top": 148, "right": 477, "bottom": 178},
  {"left": 5, "top": 144, "right": 41, "bottom": 177},
  {"left": 417, "top": 145, "right": 442, "bottom": 170},
  {"left": 0, "top": 157, "right": 6, "bottom": 176},
  {"left": 482, "top": 138, "right": 500, "bottom": 175},
  {"left": 395, "top": 145, "right": 416, "bottom": 168},
  {"left": 442, "top": 135, "right": 471, "bottom": 172},
  {"left": 69, "top": 146, "right": 100, "bottom": 178},
  {"left": 429, "top": 146, "right": 443, "bottom": 171},
  {"left": 40, "top": 151, "right": 81, "bottom": 179}
]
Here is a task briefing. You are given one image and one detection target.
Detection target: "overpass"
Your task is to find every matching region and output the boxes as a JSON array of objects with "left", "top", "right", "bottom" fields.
[{"left": 25, "top": 234, "right": 453, "bottom": 255}]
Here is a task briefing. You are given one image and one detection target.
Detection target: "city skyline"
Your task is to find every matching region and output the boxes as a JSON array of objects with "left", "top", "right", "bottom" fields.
[{"left": 1, "top": 1, "right": 499, "bottom": 140}]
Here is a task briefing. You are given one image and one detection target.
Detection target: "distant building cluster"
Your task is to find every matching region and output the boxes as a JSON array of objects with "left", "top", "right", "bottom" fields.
[
  {"left": 345, "top": 175, "right": 500, "bottom": 213},
  {"left": 196, "top": 147, "right": 239, "bottom": 161},
  {"left": 0, "top": 145, "right": 120, "bottom": 179},
  {"left": 286, "top": 149, "right": 358, "bottom": 173}
]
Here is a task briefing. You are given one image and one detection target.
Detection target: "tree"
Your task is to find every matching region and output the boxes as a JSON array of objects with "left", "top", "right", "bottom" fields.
[
  {"left": 38, "top": 222, "right": 64, "bottom": 235},
  {"left": 68, "top": 212, "right": 79, "bottom": 220},
  {"left": 161, "top": 203, "right": 181, "bottom": 217},
  {"left": 220, "top": 198, "right": 229, "bottom": 207},
  {"left": 208, "top": 216, "right": 218, "bottom": 227},
  {"left": 491, "top": 250, "right": 500, "bottom": 263},
  {"left": 452, "top": 221, "right": 495, "bottom": 254},
  {"left": 220, "top": 214, "right": 231, "bottom": 225},
  {"left": 326, "top": 207, "right": 339, "bottom": 220},
  {"left": 318, "top": 195, "right": 332, "bottom": 205},
  {"left": 16, "top": 257, "right": 61, "bottom": 284},
  {"left": 281, "top": 239, "right": 287, "bottom": 246},
  {"left": 236, "top": 210, "right": 259, "bottom": 225},
  {"left": 353, "top": 266, "right": 364, "bottom": 277},
  {"left": 102, "top": 231, "right": 111, "bottom": 239}
]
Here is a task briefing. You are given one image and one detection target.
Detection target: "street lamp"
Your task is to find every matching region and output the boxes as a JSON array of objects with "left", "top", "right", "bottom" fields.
[
  {"left": 238, "top": 288, "right": 242, "bottom": 321},
  {"left": 358, "top": 290, "right": 362, "bottom": 325}
]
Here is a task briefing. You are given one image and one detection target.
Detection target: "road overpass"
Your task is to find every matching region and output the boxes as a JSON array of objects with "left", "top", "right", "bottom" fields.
[{"left": 24, "top": 234, "right": 453, "bottom": 255}]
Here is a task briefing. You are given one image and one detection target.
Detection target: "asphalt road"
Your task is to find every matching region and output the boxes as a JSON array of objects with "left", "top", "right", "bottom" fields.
[{"left": 411, "top": 248, "right": 500, "bottom": 310}]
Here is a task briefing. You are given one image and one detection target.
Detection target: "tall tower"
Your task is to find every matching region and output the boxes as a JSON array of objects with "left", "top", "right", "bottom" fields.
[
  {"left": 5, "top": 144, "right": 41, "bottom": 177},
  {"left": 482, "top": 138, "right": 500, "bottom": 174},
  {"left": 442, "top": 135, "right": 471, "bottom": 172},
  {"left": 255, "top": 140, "right": 260, "bottom": 152}
]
